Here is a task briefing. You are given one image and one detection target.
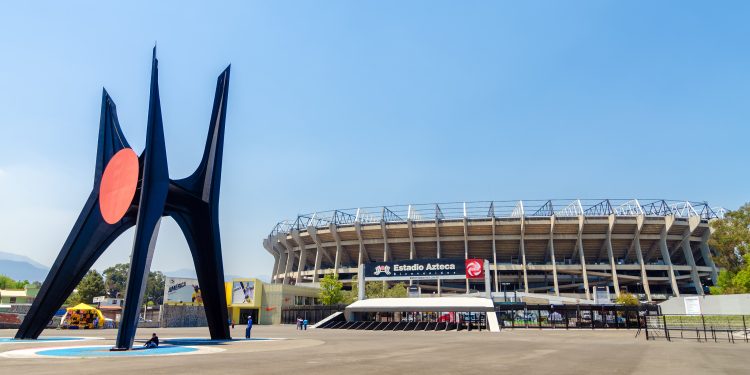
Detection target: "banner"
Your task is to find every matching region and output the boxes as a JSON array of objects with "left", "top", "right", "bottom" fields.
[
  {"left": 364, "top": 258, "right": 468, "bottom": 281},
  {"left": 231, "top": 280, "right": 255, "bottom": 304},
  {"left": 164, "top": 277, "right": 202, "bottom": 304}
]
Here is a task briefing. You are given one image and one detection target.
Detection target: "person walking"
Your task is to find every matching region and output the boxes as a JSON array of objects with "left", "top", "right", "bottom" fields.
[
  {"left": 303, "top": 318, "right": 308, "bottom": 330},
  {"left": 296, "top": 317, "right": 302, "bottom": 330},
  {"left": 245, "top": 316, "right": 253, "bottom": 339}
]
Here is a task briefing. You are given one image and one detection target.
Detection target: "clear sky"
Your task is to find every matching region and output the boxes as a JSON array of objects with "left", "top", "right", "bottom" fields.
[{"left": 0, "top": 1, "right": 748, "bottom": 280}]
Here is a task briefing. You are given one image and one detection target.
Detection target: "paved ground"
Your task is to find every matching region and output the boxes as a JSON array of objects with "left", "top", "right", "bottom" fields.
[{"left": 0, "top": 325, "right": 746, "bottom": 374}]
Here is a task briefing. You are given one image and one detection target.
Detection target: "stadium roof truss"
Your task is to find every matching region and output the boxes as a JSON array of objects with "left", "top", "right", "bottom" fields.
[{"left": 270, "top": 199, "right": 724, "bottom": 237}]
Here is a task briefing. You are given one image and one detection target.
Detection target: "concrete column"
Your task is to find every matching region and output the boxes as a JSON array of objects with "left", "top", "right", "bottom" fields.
[
  {"left": 549, "top": 216, "right": 559, "bottom": 296},
  {"left": 264, "top": 238, "right": 280, "bottom": 284},
  {"left": 308, "top": 227, "right": 333, "bottom": 280},
  {"left": 700, "top": 230, "right": 718, "bottom": 284},
  {"left": 435, "top": 215, "right": 443, "bottom": 297},
  {"left": 463, "top": 217, "right": 469, "bottom": 293},
  {"left": 281, "top": 239, "right": 295, "bottom": 285},
  {"left": 605, "top": 215, "right": 621, "bottom": 297},
  {"left": 330, "top": 224, "right": 343, "bottom": 276},
  {"left": 491, "top": 217, "right": 499, "bottom": 293},
  {"left": 520, "top": 218, "right": 529, "bottom": 293},
  {"left": 292, "top": 231, "right": 308, "bottom": 284},
  {"left": 312, "top": 241, "right": 322, "bottom": 283},
  {"left": 381, "top": 221, "right": 390, "bottom": 262},
  {"left": 274, "top": 243, "right": 287, "bottom": 284},
  {"left": 682, "top": 217, "right": 704, "bottom": 295},
  {"left": 659, "top": 216, "right": 680, "bottom": 297},
  {"left": 633, "top": 215, "right": 652, "bottom": 302},
  {"left": 271, "top": 252, "right": 280, "bottom": 283},
  {"left": 577, "top": 216, "right": 590, "bottom": 300},
  {"left": 355, "top": 222, "right": 370, "bottom": 265},
  {"left": 407, "top": 219, "right": 415, "bottom": 260}
]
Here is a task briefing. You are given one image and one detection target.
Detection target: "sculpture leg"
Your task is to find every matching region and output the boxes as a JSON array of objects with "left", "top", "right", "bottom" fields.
[
  {"left": 113, "top": 48, "right": 170, "bottom": 350},
  {"left": 15, "top": 194, "right": 134, "bottom": 339},
  {"left": 171, "top": 210, "right": 230, "bottom": 340},
  {"left": 113, "top": 217, "right": 163, "bottom": 349}
]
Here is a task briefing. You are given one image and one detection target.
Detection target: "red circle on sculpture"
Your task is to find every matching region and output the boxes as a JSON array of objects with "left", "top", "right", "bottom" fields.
[{"left": 99, "top": 148, "right": 139, "bottom": 224}]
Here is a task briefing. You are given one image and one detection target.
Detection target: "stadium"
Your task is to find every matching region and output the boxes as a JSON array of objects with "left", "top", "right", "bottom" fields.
[{"left": 264, "top": 199, "right": 723, "bottom": 302}]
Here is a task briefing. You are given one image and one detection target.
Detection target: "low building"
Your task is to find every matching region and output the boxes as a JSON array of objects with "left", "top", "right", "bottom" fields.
[
  {"left": 0, "top": 286, "right": 40, "bottom": 305},
  {"left": 92, "top": 296, "right": 124, "bottom": 321},
  {"left": 161, "top": 276, "right": 321, "bottom": 327},
  {"left": 225, "top": 278, "right": 320, "bottom": 325}
]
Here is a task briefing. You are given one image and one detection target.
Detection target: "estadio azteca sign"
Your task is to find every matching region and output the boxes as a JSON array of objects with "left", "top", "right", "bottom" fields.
[{"left": 364, "top": 258, "right": 484, "bottom": 281}]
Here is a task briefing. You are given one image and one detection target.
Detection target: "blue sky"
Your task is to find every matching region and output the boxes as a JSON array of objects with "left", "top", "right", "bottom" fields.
[{"left": 0, "top": 1, "right": 748, "bottom": 280}]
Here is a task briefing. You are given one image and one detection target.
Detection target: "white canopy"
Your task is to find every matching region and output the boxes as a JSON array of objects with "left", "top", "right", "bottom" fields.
[{"left": 345, "top": 297, "right": 494, "bottom": 313}]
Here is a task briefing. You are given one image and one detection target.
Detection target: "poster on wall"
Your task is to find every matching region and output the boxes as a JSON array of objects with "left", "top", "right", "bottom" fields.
[
  {"left": 684, "top": 296, "right": 701, "bottom": 315},
  {"left": 232, "top": 280, "right": 255, "bottom": 304},
  {"left": 164, "top": 277, "right": 202, "bottom": 304}
]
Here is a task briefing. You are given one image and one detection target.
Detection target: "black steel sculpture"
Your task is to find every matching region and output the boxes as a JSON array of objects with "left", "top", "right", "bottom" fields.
[{"left": 15, "top": 48, "right": 232, "bottom": 350}]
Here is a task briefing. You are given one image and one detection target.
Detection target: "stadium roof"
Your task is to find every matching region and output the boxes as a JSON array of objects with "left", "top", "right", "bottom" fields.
[{"left": 271, "top": 199, "right": 725, "bottom": 236}]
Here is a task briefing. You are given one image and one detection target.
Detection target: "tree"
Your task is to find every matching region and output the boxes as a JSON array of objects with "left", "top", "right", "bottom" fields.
[
  {"left": 708, "top": 203, "right": 750, "bottom": 295},
  {"left": 145, "top": 271, "right": 165, "bottom": 305},
  {"left": 709, "top": 203, "right": 750, "bottom": 273},
  {"left": 711, "top": 253, "right": 750, "bottom": 294},
  {"left": 385, "top": 282, "right": 408, "bottom": 298},
  {"left": 64, "top": 291, "right": 81, "bottom": 306},
  {"left": 319, "top": 273, "right": 344, "bottom": 305},
  {"left": 76, "top": 270, "right": 106, "bottom": 304},
  {"left": 0, "top": 275, "right": 29, "bottom": 289},
  {"left": 103, "top": 263, "right": 130, "bottom": 298},
  {"left": 103, "top": 263, "right": 166, "bottom": 303},
  {"left": 346, "top": 277, "right": 408, "bottom": 301},
  {"left": 615, "top": 292, "right": 639, "bottom": 306}
]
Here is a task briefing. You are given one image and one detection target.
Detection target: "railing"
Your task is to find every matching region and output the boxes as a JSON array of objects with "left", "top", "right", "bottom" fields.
[
  {"left": 645, "top": 314, "right": 750, "bottom": 343},
  {"left": 494, "top": 303, "right": 659, "bottom": 330},
  {"left": 270, "top": 199, "right": 725, "bottom": 237}
]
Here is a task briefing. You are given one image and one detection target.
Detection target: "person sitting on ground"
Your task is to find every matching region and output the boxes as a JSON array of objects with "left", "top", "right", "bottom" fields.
[{"left": 144, "top": 333, "right": 159, "bottom": 349}]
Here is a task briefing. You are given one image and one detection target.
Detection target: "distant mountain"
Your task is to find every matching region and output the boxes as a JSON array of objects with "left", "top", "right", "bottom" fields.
[
  {"left": 0, "top": 251, "right": 48, "bottom": 270},
  {"left": 163, "top": 268, "right": 198, "bottom": 279},
  {"left": 0, "top": 253, "right": 50, "bottom": 283}
]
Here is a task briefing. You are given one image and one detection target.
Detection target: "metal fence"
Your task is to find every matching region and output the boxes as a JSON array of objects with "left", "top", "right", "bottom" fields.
[
  {"left": 645, "top": 314, "right": 750, "bottom": 343},
  {"left": 495, "top": 303, "right": 660, "bottom": 329}
]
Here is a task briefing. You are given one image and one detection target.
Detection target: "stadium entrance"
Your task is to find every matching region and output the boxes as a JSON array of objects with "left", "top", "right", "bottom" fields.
[
  {"left": 238, "top": 309, "right": 259, "bottom": 324},
  {"left": 315, "top": 297, "right": 499, "bottom": 332},
  {"left": 311, "top": 259, "right": 502, "bottom": 332}
]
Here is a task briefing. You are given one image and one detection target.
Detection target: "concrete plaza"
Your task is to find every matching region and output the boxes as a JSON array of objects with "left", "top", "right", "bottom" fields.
[{"left": 0, "top": 325, "right": 745, "bottom": 374}]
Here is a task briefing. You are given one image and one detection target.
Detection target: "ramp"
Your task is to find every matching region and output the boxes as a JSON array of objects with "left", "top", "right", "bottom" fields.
[{"left": 312, "top": 312, "right": 344, "bottom": 329}]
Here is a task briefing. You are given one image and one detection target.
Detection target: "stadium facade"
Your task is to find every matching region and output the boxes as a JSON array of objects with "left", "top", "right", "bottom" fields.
[{"left": 263, "top": 199, "right": 723, "bottom": 301}]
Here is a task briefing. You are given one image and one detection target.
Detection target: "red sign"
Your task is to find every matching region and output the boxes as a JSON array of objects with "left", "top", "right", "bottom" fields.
[{"left": 465, "top": 259, "right": 484, "bottom": 279}]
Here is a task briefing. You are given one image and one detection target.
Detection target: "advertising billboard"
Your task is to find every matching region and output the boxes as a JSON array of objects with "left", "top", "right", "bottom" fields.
[
  {"left": 231, "top": 280, "right": 255, "bottom": 304},
  {"left": 164, "top": 277, "right": 202, "bottom": 304},
  {"left": 364, "top": 258, "right": 468, "bottom": 281}
]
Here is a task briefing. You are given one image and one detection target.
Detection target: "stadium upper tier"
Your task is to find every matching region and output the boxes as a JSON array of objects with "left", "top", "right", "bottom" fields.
[{"left": 264, "top": 199, "right": 723, "bottom": 301}]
